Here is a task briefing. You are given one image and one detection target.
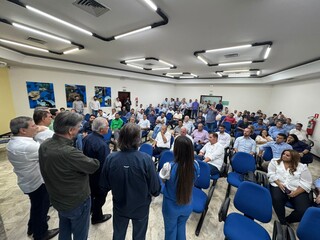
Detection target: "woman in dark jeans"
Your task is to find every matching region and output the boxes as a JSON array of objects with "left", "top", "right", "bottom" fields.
[
  {"left": 267, "top": 149, "right": 312, "bottom": 224},
  {"left": 287, "top": 133, "right": 313, "bottom": 164}
]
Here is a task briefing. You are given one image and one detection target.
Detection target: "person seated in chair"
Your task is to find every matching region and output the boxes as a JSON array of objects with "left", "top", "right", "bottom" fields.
[
  {"left": 233, "top": 128, "right": 256, "bottom": 156},
  {"left": 235, "top": 117, "right": 250, "bottom": 138},
  {"left": 152, "top": 112, "right": 167, "bottom": 139},
  {"left": 171, "top": 127, "right": 193, "bottom": 150},
  {"left": 125, "top": 108, "right": 135, "bottom": 121},
  {"left": 253, "top": 118, "right": 267, "bottom": 135},
  {"left": 110, "top": 113, "right": 123, "bottom": 142},
  {"left": 194, "top": 111, "right": 205, "bottom": 129},
  {"left": 168, "top": 109, "right": 183, "bottom": 128},
  {"left": 173, "top": 120, "right": 183, "bottom": 137},
  {"left": 138, "top": 114, "right": 150, "bottom": 141},
  {"left": 118, "top": 106, "right": 127, "bottom": 117},
  {"left": 147, "top": 110, "right": 157, "bottom": 130},
  {"left": 191, "top": 123, "right": 209, "bottom": 154},
  {"left": 216, "top": 125, "right": 231, "bottom": 149},
  {"left": 289, "top": 123, "right": 309, "bottom": 142},
  {"left": 182, "top": 115, "right": 194, "bottom": 135},
  {"left": 267, "top": 149, "right": 312, "bottom": 225},
  {"left": 198, "top": 132, "right": 224, "bottom": 176},
  {"left": 259, "top": 133, "right": 292, "bottom": 160},
  {"left": 269, "top": 120, "right": 286, "bottom": 140},
  {"left": 287, "top": 134, "right": 313, "bottom": 164},
  {"left": 152, "top": 125, "right": 171, "bottom": 156}
]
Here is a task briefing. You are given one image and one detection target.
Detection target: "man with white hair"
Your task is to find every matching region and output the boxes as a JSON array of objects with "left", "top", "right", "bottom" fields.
[
  {"left": 171, "top": 127, "right": 193, "bottom": 150},
  {"left": 183, "top": 115, "right": 195, "bottom": 134},
  {"left": 83, "top": 117, "right": 112, "bottom": 225}
]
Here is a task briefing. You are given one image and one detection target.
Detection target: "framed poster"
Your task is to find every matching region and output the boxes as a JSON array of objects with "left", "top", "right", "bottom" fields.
[
  {"left": 26, "top": 81, "right": 56, "bottom": 108},
  {"left": 200, "top": 95, "right": 222, "bottom": 105},
  {"left": 65, "top": 84, "right": 87, "bottom": 108},
  {"left": 94, "top": 86, "right": 111, "bottom": 107}
]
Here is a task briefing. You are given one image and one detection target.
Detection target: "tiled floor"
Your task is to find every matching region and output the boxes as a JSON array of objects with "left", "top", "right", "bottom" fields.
[{"left": 0, "top": 143, "right": 319, "bottom": 240}]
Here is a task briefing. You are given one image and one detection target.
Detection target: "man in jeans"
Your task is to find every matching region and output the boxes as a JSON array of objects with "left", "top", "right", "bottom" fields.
[
  {"left": 7, "top": 116, "right": 59, "bottom": 240},
  {"left": 39, "top": 112, "right": 100, "bottom": 240}
]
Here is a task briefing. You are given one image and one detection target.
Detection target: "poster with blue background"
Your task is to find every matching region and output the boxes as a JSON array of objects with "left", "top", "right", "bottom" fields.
[
  {"left": 94, "top": 86, "right": 111, "bottom": 107},
  {"left": 65, "top": 84, "right": 87, "bottom": 108},
  {"left": 26, "top": 81, "right": 56, "bottom": 108}
]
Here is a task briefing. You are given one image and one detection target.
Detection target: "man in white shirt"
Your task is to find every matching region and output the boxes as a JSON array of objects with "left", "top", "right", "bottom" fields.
[
  {"left": 138, "top": 114, "right": 150, "bottom": 140},
  {"left": 289, "top": 123, "right": 308, "bottom": 142},
  {"left": 33, "top": 107, "right": 54, "bottom": 144},
  {"left": 152, "top": 125, "right": 172, "bottom": 156},
  {"left": 171, "top": 127, "right": 193, "bottom": 150},
  {"left": 98, "top": 109, "right": 108, "bottom": 119},
  {"left": 6, "top": 116, "right": 59, "bottom": 239},
  {"left": 114, "top": 97, "right": 122, "bottom": 112},
  {"left": 151, "top": 112, "right": 167, "bottom": 139},
  {"left": 136, "top": 109, "right": 144, "bottom": 123},
  {"left": 198, "top": 132, "right": 224, "bottom": 176},
  {"left": 217, "top": 125, "right": 231, "bottom": 148},
  {"left": 183, "top": 115, "right": 195, "bottom": 135},
  {"left": 89, "top": 96, "right": 100, "bottom": 116}
]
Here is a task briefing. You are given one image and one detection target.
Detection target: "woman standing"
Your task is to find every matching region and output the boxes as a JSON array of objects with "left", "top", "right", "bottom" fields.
[
  {"left": 267, "top": 149, "right": 312, "bottom": 224},
  {"left": 160, "top": 136, "right": 199, "bottom": 240}
]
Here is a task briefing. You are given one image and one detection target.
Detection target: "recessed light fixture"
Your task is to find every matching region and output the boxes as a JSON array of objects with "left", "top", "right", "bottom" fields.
[
  {"left": 121, "top": 57, "right": 176, "bottom": 71},
  {"left": 9, "top": 0, "right": 169, "bottom": 42},
  {"left": 12, "top": 22, "right": 72, "bottom": 44},
  {"left": 215, "top": 69, "right": 261, "bottom": 78},
  {"left": 194, "top": 41, "right": 272, "bottom": 66},
  {"left": 63, "top": 48, "right": 80, "bottom": 54},
  {"left": 0, "top": 38, "right": 49, "bottom": 52},
  {"left": 164, "top": 72, "right": 198, "bottom": 79}
]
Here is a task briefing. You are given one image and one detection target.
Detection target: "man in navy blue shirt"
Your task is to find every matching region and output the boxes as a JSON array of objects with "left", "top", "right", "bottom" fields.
[
  {"left": 83, "top": 117, "right": 112, "bottom": 225},
  {"left": 100, "top": 123, "right": 160, "bottom": 240}
]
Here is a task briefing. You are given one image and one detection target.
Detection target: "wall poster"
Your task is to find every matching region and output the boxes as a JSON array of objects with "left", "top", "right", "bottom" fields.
[
  {"left": 94, "top": 86, "right": 111, "bottom": 107},
  {"left": 65, "top": 84, "right": 87, "bottom": 108},
  {"left": 26, "top": 81, "right": 56, "bottom": 108}
]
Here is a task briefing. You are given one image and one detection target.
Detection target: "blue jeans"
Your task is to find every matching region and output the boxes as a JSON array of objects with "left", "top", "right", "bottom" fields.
[
  {"left": 162, "top": 198, "right": 192, "bottom": 240},
  {"left": 58, "top": 197, "right": 91, "bottom": 240}
]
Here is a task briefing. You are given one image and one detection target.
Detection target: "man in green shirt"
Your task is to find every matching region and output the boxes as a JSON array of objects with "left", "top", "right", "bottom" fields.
[{"left": 110, "top": 113, "right": 123, "bottom": 141}]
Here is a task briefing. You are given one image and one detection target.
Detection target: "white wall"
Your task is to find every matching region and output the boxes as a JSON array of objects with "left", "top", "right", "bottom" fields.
[
  {"left": 268, "top": 79, "right": 320, "bottom": 156},
  {"left": 8, "top": 67, "right": 175, "bottom": 116},
  {"left": 174, "top": 84, "right": 273, "bottom": 113}
]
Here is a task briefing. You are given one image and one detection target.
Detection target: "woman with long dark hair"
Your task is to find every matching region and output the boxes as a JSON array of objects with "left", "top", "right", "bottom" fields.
[
  {"left": 267, "top": 149, "right": 312, "bottom": 225},
  {"left": 160, "top": 136, "right": 199, "bottom": 240},
  {"left": 287, "top": 134, "right": 313, "bottom": 164}
]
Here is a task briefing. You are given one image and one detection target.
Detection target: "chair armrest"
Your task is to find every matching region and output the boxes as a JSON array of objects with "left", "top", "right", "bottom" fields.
[
  {"left": 220, "top": 163, "right": 229, "bottom": 178},
  {"left": 218, "top": 197, "right": 230, "bottom": 222}
]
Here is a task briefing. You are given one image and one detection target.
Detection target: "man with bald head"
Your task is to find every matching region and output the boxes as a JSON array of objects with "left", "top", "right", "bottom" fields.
[
  {"left": 233, "top": 128, "right": 256, "bottom": 155},
  {"left": 152, "top": 125, "right": 172, "bottom": 156},
  {"left": 191, "top": 123, "right": 209, "bottom": 154}
]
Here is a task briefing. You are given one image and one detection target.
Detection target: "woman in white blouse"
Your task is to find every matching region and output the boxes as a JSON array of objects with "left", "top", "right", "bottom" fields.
[
  {"left": 267, "top": 149, "right": 312, "bottom": 224},
  {"left": 255, "top": 129, "right": 273, "bottom": 153}
]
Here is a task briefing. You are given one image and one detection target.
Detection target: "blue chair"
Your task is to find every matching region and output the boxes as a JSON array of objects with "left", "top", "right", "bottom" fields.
[
  {"left": 120, "top": 116, "right": 127, "bottom": 124},
  {"left": 223, "top": 122, "right": 232, "bottom": 134},
  {"left": 157, "top": 150, "right": 174, "bottom": 172},
  {"left": 153, "top": 135, "right": 174, "bottom": 162},
  {"left": 192, "top": 160, "right": 211, "bottom": 236},
  {"left": 103, "top": 128, "right": 112, "bottom": 144},
  {"left": 84, "top": 113, "right": 90, "bottom": 122},
  {"left": 166, "top": 112, "right": 173, "bottom": 122},
  {"left": 222, "top": 182, "right": 273, "bottom": 240},
  {"left": 139, "top": 143, "right": 153, "bottom": 157},
  {"left": 226, "top": 152, "right": 256, "bottom": 198},
  {"left": 296, "top": 207, "right": 320, "bottom": 240},
  {"left": 263, "top": 147, "right": 273, "bottom": 162}
]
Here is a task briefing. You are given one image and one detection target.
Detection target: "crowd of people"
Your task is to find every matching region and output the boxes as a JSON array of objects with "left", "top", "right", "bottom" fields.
[{"left": 5, "top": 95, "right": 320, "bottom": 240}]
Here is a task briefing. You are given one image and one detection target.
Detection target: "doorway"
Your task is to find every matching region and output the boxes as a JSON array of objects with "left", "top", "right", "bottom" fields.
[{"left": 118, "top": 91, "right": 131, "bottom": 110}]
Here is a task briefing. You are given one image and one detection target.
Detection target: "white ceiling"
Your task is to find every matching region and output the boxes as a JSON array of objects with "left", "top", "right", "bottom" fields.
[{"left": 1, "top": 0, "right": 320, "bottom": 84}]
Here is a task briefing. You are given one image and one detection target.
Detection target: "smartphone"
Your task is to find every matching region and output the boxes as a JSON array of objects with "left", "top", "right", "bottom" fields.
[{"left": 284, "top": 187, "right": 291, "bottom": 194}]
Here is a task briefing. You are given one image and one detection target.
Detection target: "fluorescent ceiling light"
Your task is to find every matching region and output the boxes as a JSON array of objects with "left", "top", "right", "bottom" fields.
[
  {"left": 143, "top": 0, "right": 157, "bottom": 11},
  {"left": 206, "top": 44, "right": 251, "bottom": 53},
  {"left": 63, "top": 48, "right": 80, "bottom": 54},
  {"left": 228, "top": 73, "right": 251, "bottom": 77},
  {"left": 126, "top": 64, "right": 144, "bottom": 70},
  {"left": 197, "top": 55, "right": 208, "bottom": 65},
  {"left": 216, "top": 72, "right": 222, "bottom": 77},
  {"left": 165, "top": 75, "right": 175, "bottom": 78},
  {"left": 152, "top": 67, "right": 171, "bottom": 70},
  {"left": 218, "top": 61, "right": 252, "bottom": 67},
  {"left": 125, "top": 58, "right": 146, "bottom": 63},
  {"left": 114, "top": 26, "right": 152, "bottom": 40},
  {"left": 223, "top": 69, "right": 250, "bottom": 73},
  {"left": 257, "top": 70, "right": 261, "bottom": 76},
  {"left": 13, "top": 22, "right": 71, "bottom": 44},
  {"left": 190, "top": 73, "right": 198, "bottom": 77},
  {"left": 26, "top": 5, "right": 93, "bottom": 36},
  {"left": 159, "top": 59, "right": 174, "bottom": 67},
  {"left": 179, "top": 76, "right": 194, "bottom": 79},
  {"left": 0, "top": 39, "right": 49, "bottom": 52},
  {"left": 166, "top": 72, "right": 183, "bottom": 75},
  {"left": 264, "top": 46, "right": 271, "bottom": 59}
]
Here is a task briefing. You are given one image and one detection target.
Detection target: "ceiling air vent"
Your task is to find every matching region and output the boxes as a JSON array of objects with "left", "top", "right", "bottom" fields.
[
  {"left": 27, "top": 37, "right": 47, "bottom": 45},
  {"left": 145, "top": 63, "right": 154, "bottom": 66},
  {"left": 73, "top": 0, "right": 111, "bottom": 17},
  {"left": 224, "top": 53, "right": 239, "bottom": 58}
]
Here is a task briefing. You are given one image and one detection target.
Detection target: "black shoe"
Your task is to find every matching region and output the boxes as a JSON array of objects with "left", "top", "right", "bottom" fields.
[
  {"left": 41, "top": 228, "right": 59, "bottom": 240},
  {"left": 91, "top": 214, "right": 112, "bottom": 225},
  {"left": 27, "top": 216, "right": 51, "bottom": 236}
]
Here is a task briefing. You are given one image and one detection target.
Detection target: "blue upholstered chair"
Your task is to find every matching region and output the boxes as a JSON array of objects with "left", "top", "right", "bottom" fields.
[
  {"left": 223, "top": 122, "right": 232, "bottom": 134},
  {"left": 139, "top": 143, "right": 153, "bottom": 157},
  {"left": 157, "top": 150, "right": 174, "bottom": 172},
  {"left": 296, "top": 207, "right": 320, "bottom": 240},
  {"left": 222, "top": 181, "right": 273, "bottom": 240},
  {"left": 262, "top": 146, "right": 273, "bottom": 161}
]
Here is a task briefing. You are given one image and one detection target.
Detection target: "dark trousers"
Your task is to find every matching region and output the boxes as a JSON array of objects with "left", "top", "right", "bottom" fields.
[
  {"left": 270, "top": 185, "right": 312, "bottom": 224},
  {"left": 208, "top": 164, "right": 220, "bottom": 176},
  {"left": 113, "top": 210, "right": 149, "bottom": 240},
  {"left": 153, "top": 146, "right": 169, "bottom": 156},
  {"left": 27, "top": 184, "right": 50, "bottom": 239},
  {"left": 90, "top": 179, "right": 107, "bottom": 221},
  {"left": 194, "top": 143, "right": 204, "bottom": 154}
]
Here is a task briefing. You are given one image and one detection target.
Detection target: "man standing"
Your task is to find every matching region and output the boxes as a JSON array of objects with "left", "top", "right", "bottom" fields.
[
  {"left": 33, "top": 107, "right": 54, "bottom": 144},
  {"left": 7, "top": 116, "right": 59, "bottom": 240},
  {"left": 83, "top": 117, "right": 112, "bottom": 225},
  {"left": 72, "top": 95, "right": 85, "bottom": 114},
  {"left": 191, "top": 99, "right": 199, "bottom": 119},
  {"left": 39, "top": 112, "right": 100, "bottom": 240},
  {"left": 198, "top": 132, "right": 224, "bottom": 176},
  {"left": 114, "top": 97, "right": 122, "bottom": 112},
  {"left": 89, "top": 96, "right": 100, "bottom": 116},
  {"left": 100, "top": 123, "right": 161, "bottom": 240}
]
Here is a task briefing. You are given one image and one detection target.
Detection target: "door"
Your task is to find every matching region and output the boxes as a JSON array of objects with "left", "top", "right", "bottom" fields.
[{"left": 118, "top": 91, "right": 131, "bottom": 109}]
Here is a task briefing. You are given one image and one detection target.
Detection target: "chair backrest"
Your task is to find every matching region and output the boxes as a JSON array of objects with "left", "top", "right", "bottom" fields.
[
  {"left": 194, "top": 160, "right": 210, "bottom": 189},
  {"left": 84, "top": 113, "right": 91, "bottom": 122},
  {"left": 170, "top": 135, "right": 174, "bottom": 148},
  {"left": 231, "top": 152, "right": 256, "bottom": 174},
  {"left": 223, "top": 122, "right": 232, "bottom": 133},
  {"left": 297, "top": 207, "right": 320, "bottom": 240},
  {"left": 103, "top": 128, "right": 112, "bottom": 142},
  {"left": 139, "top": 143, "right": 153, "bottom": 157},
  {"left": 120, "top": 116, "right": 127, "bottom": 124},
  {"left": 166, "top": 112, "right": 173, "bottom": 121},
  {"left": 221, "top": 115, "right": 226, "bottom": 122},
  {"left": 158, "top": 150, "right": 174, "bottom": 171},
  {"left": 234, "top": 181, "right": 272, "bottom": 223},
  {"left": 262, "top": 146, "right": 273, "bottom": 161}
]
